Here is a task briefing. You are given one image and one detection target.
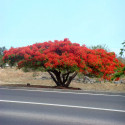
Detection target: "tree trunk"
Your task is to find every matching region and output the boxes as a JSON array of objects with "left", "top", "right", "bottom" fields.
[{"left": 48, "top": 70, "right": 77, "bottom": 88}]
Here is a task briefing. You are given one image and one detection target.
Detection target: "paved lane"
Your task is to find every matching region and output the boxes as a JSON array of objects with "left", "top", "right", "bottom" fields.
[{"left": 0, "top": 88, "right": 125, "bottom": 125}]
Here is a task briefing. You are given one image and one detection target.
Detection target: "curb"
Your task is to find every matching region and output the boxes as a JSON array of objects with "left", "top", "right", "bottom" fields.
[{"left": 0, "top": 86, "right": 125, "bottom": 96}]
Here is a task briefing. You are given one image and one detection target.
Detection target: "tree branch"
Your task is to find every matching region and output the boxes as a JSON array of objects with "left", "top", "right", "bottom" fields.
[
  {"left": 65, "top": 72, "right": 77, "bottom": 87},
  {"left": 47, "top": 71, "right": 60, "bottom": 86},
  {"left": 62, "top": 71, "right": 71, "bottom": 84}
]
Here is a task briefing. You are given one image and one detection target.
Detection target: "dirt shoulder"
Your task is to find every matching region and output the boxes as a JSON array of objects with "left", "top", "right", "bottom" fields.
[{"left": 0, "top": 67, "right": 125, "bottom": 93}]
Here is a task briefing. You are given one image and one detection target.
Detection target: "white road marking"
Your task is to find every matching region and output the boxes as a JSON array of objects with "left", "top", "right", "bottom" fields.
[
  {"left": 0, "top": 87, "right": 125, "bottom": 97},
  {"left": 0, "top": 99, "right": 125, "bottom": 113}
]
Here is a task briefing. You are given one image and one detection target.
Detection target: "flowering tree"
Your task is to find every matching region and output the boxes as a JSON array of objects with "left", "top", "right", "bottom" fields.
[{"left": 3, "top": 38, "right": 124, "bottom": 87}]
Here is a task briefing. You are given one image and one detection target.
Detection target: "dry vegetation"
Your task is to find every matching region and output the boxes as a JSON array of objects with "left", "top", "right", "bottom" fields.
[
  {"left": 0, "top": 67, "right": 125, "bottom": 93},
  {"left": 0, "top": 67, "right": 54, "bottom": 86}
]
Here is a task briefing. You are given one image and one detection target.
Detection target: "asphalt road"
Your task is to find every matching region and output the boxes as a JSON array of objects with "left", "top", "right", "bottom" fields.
[{"left": 0, "top": 87, "right": 125, "bottom": 125}]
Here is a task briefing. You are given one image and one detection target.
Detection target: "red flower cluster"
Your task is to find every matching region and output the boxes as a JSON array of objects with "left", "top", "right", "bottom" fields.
[{"left": 3, "top": 38, "right": 124, "bottom": 80}]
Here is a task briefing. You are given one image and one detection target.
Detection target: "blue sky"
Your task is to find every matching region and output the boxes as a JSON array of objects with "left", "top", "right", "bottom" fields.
[{"left": 0, "top": 0, "right": 125, "bottom": 55}]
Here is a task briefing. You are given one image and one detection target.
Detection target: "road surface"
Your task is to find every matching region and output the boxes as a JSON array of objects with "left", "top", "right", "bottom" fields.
[{"left": 0, "top": 87, "right": 125, "bottom": 125}]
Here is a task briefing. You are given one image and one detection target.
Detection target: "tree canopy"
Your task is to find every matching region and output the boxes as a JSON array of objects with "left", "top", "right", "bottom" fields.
[{"left": 3, "top": 38, "right": 124, "bottom": 87}]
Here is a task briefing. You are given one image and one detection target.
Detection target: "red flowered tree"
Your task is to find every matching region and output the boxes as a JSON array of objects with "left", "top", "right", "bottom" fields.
[{"left": 3, "top": 38, "right": 124, "bottom": 87}]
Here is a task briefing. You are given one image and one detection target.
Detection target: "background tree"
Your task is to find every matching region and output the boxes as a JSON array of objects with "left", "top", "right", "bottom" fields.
[
  {"left": 0, "top": 46, "right": 6, "bottom": 67},
  {"left": 112, "top": 42, "right": 125, "bottom": 80},
  {"left": 89, "top": 44, "right": 110, "bottom": 52},
  {"left": 3, "top": 38, "right": 124, "bottom": 87},
  {"left": 120, "top": 41, "right": 125, "bottom": 57}
]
